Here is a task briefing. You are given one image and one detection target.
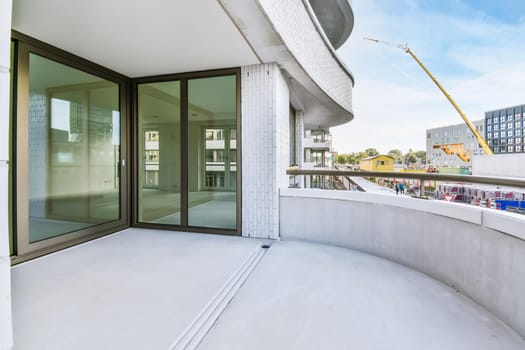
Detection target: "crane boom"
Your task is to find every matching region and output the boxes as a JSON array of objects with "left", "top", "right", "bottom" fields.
[{"left": 364, "top": 37, "right": 494, "bottom": 156}]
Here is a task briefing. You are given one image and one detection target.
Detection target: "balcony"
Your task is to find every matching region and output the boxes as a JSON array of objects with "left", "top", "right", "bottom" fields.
[
  {"left": 303, "top": 137, "right": 331, "bottom": 150},
  {"left": 11, "top": 186, "right": 525, "bottom": 349}
]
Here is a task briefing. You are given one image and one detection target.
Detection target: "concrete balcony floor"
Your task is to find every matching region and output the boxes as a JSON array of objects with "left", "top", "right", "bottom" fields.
[{"left": 11, "top": 228, "right": 525, "bottom": 350}]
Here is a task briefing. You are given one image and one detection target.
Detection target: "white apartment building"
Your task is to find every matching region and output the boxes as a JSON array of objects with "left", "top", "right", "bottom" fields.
[
  {"left": 2, "top": 1, "right": 525, "bottom": 349},
  {"left": 303, "top": 128, "right": 335, "bottom": 188},
  {"left": 1, "top": 1, "right": 355, "bottom": 347}
]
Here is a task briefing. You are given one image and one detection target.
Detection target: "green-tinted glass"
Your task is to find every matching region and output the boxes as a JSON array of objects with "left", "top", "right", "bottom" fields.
[
  {"left": 188, "top": 75, "right": 237, "bottom": 229},
  {"left": 137, "top": 81, "right": 181, "bottom": 225},
  {"left": 28, "top": 53, "right": 120, "bottom": 242}
]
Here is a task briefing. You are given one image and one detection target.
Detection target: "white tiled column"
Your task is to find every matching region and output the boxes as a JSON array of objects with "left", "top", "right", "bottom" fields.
[
  {"left": 241, "top": 63, "right": 290, "bottom": 239},
  {"left": 0, "top": 0, "right": 13, "bottom": 349}
]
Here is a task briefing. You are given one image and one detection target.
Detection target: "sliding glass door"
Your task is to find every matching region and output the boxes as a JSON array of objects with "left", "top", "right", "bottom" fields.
[
  {"left": 136, "top": 72, "right": 240, "bottom": 233},
  {"left": 14, "top": 41, "right": 128, "bottom": 258}
]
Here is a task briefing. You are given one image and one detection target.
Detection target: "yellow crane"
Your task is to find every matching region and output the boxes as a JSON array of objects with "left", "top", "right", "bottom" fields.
[{"left": 364, "top": 37, "right": 494, "bottom": 156}]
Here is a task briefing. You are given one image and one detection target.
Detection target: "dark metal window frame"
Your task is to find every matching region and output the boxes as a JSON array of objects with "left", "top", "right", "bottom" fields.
[
  {"left": 10, "top": 31, "right": 131, "bottom": 263},
  {"left": 132, "top": 69, "right": 242, "bottom": 236},
  {"left": 10, "top": 32, "right": 242, "bottom": 263}
]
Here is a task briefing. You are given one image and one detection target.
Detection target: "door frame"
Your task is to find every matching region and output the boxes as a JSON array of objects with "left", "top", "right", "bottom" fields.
[
  {"left": 10, "top": 31, "right": 130, "bottom": 263},
  {"left": 131, "top": 69, "right": 242, "bottom": 236}
]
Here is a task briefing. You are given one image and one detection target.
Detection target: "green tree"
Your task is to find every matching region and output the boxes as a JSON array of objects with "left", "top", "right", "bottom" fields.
[
  {"left": 365, "top": 148, "right": 379, "bottom": 157},
  {"left": 357, "top": 151, "right": 369, "bottom": 161},
  {"left": 415, "top": 150, "right": 427, "bottom": 164},
  {"left": 348, "top": 152, "right": 360, "bottom": 165},
  {"left": 387, "top": 149, "right": 403, "bottom": 163},
  {"left": 336, "top": 153, "right": 350, "bottom": 164},
  {"left": 407, "top": 153, "right": 418, "bottom": 164}
]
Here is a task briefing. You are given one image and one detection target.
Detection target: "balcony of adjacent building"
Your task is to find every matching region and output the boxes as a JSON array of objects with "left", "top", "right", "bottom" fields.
[
  {"left": 303, "top": 129, "right": 333, "bottom": 151},
  {"left": 10, "top": 173, "right": 525, "bottom": 349}
]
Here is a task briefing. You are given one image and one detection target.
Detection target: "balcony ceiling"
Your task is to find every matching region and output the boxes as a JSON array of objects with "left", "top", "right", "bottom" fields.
[{"left": 12, "top": 0, "right": 260, "bottom": 77}]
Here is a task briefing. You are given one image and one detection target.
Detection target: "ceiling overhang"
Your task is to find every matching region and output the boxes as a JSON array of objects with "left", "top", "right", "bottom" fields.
[{"left": 12, "top": 0, "right": 260, "bottom": 77}]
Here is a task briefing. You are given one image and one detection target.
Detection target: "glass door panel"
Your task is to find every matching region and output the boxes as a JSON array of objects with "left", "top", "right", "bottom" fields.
[
  {"left": 188, "top": 75, "right": 237, "bottom": 229},
  {"left": 25, "top": 53, "right": 121, "bottom": 243},
  {"left": 137, "top": 81, "right": 181, "bottom": 225}
]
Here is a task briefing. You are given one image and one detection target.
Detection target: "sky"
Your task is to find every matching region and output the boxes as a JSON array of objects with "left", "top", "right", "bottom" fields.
[{"left": 332, "top": 0, "right": 525, "bottom": 154}]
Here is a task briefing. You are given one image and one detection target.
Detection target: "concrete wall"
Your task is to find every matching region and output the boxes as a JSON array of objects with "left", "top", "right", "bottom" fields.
[
  {"left": 280, "top": 189, "right": 525, "bottom": 338},
  {"left": 0, "top": 0, "right": 14, "bottom": 348},
  {"left": 472, "top": 154, "right": 525, "bottom": 178},
  {"left": 241, "top": 63, "right": 290, "bottom": 239}
]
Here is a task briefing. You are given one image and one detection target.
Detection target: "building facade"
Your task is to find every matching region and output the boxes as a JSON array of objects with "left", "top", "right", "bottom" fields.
[
  {"left": 485, "top": 104, "right": 525, "bottom": 154},
  {"left": 303, "top": 128, "right": 335, "bottom": 188},
  {"left": 1, "top": 1, "right": 355, "bottom": 347},
  {"left": 426, "top": 120, "right": 484, "bottom": 168}
]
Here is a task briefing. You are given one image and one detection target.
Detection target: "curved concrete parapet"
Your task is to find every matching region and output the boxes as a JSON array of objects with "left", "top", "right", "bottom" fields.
[
  {"left": 309, "top": 0, "right": 354, "bottom": 49},
  {"left": 280, "top": 188, "right": 525, "bottom": 339}
]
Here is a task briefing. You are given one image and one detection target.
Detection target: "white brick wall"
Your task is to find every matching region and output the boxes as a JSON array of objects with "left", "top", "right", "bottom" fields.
[
  {"left": 241, "top": 63, "right": 290, "bottom": 239},
  {"left": 0, "top": 0, "right": 14, "bottom": 348},
  {"left": 258, "top": 0, "right": 353, "bottom": 112}
]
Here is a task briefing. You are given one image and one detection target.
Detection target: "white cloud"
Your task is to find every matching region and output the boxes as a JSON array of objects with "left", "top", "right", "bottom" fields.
[{"left": 332, "top": 0, "right": 525, "bottom": 154}]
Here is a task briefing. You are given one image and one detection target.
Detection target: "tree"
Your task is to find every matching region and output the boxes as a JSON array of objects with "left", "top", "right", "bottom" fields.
[
  {"left": 387, "top": 149, "right": 403, "bottom": 163},
  {"left": 415, "top": 150, "right": 427, "bottom": 164},
  {"left": 357, "top": 151, "right": 369, "bottom": 161},
  {"left": 407, "top": 153, "right": 418, "bottom": 164},
  {"left": 365, "top": 148, "right": 379, "bottom": 157},
  {"left": 336, "top": 153, "right": 350, "bottom": 164}
]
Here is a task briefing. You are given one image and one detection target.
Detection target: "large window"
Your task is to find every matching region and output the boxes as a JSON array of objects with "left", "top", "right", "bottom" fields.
[{"left": 13, "top": 40, "right": 127, "bottom": 258}]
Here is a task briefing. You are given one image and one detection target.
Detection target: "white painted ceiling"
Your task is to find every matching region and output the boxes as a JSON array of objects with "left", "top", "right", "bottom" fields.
[{"left": 13, "top": 0, "right": 260, "bottom": 77}]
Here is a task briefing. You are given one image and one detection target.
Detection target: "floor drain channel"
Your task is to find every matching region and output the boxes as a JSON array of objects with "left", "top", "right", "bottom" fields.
[{"left": 171, "top": 244, "right": 268, "bottom": 350}]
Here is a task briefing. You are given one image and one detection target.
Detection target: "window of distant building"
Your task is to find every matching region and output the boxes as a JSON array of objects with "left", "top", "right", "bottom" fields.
[
  {"left": 487, "top": 118, "right": 492, "bottom": 125},
  {"left": 289, "top": 106, "right": 296, "bottom": 166},
  {"left": 494, "top": 131, "right": 500, "bottom": 138},
  {"left": 488, "top": 132, "right": 493, "bottom": 138},
  {"left": 516, "top": 145, "right": 522, "bottom": 152}
]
